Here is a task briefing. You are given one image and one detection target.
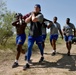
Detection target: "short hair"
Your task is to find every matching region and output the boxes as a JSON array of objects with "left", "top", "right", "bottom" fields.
[
  {"left": 54, "top": 16, "right": 57, "bottom": 20},
  {"left": 15, "top": 13, "right": 23, "bottom": 18},
  {"left": 67, "top": 18, "right": 70, "bottom": 21}
]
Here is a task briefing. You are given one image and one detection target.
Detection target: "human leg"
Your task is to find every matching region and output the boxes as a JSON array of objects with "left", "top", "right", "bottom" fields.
[
  {"left": 36, "top": 36, "right": 44, "bottom": 62},
  {"left": 12, "top": 34, "right": 26, "bottom": 68},
  {"left": 64, "top": 35, "right": 73, "bottom": 56},
  {"left": 67, "top": 35, "right": 73, "bottom": 56},
  {"left": 42, "top": 34, "right": 47, "bottom": 49},
  {"left": 12, "top": 45, "right": 21, "bottom": 68},
  {"left": 23, "top": 36, "right": 34, "bottom": 70},
  {"left": 50, "top": 35, "right": 58, "bottom": 55}
]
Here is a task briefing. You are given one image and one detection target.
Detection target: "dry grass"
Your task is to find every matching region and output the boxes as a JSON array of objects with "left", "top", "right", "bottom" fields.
[{"left": 0, "top": 36, "right": 76, "bottom": 75}]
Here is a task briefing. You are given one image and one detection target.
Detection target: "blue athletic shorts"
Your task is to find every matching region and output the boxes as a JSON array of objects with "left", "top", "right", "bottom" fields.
[
  {"left": 64, "top": 35, "right": 73, "bottom": 42},
  {"left": 28, "top": 36, "right": 43, "bottom": 44},
  {"left": 42, "top": 34, "right": 47, "bottom": 42},
  {"left": 50, "top": 34, "right": 58, "bottom": 42},
  {"left": 16, "top": 34, "right": 26, "bottom": 45}
]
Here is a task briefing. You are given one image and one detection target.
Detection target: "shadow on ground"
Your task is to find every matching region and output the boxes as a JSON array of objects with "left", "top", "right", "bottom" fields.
[{"left": 31, "top": 53, "right": 76, "bottom": 71}]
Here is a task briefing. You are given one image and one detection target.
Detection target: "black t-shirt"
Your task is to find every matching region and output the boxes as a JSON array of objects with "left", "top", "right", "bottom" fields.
[{"left": 29, "top": 13, "right": 43, "bottom": 37}]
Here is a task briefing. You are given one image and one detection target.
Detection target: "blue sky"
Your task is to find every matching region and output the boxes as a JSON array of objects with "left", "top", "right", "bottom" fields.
[{"left": 6, "top": 0, "right": 76, "bottom": 29}]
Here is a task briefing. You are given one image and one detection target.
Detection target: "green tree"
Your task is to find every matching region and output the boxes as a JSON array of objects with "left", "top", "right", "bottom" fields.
[
  {"left": 0, "top": 11, "right": 15, "bottom": 45},
  {"left": 0, "top": 0, "right": 7, "bottom": 19},
  {"left": 0, "top": 0, "right": 15, "bottom": 45}
]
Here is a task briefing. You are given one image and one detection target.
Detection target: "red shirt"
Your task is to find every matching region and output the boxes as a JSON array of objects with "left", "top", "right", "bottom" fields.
[{"left": 23, "top": 13, "right": 31, "bottom": 20}]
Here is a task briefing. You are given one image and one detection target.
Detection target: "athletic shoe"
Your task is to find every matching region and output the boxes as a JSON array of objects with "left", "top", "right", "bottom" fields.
[
  {"left": 23, "top": 63, "right": 30, "bottom": 70},
  {"left": 67, "top": 52, "right": 70, "bottom": 56},
  {"left": 25, "top": 56, "right": 27, "bottom": 60},
  {"left": 12, "top": 62, "right": 19, "bottom": 68},
  {"left": 51, "top": 52, "right": 56, "bottom": 56},
  {"left": 39, "top": 57, "right": 44, "bottom": 63}
]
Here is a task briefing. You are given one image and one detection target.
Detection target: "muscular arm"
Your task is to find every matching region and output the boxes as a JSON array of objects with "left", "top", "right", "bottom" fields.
[
  {"left": 47, "top": 22, "right": 53, "bottom": 29},
  {"left": 23, "top": 13, "right": 31, "bottom": 23},
  {"left": 74, "top": 28, "right": 76, "bottom": 36},
  {"left": 32, "top": 13, "right": 38, "bottom": 22},
  {"left": 43, "top": 18, "right": 53, "bottom": 29},
  {"left": 25, "top": 15, "right": 32, "bottom": 23},
  {"left": 32, "top": 13, "right": 43, "bottom": 23},
  {"left": 59, "top": 29, "right": 63, "bottom": 39},
  {"left": 12, "top": 20, "right": 18, "bottom": 26},
  {"left": 72, "top": 24, "right": 76, "bottom": 37},
  {"left": 63, "top": 26, "right": 66, "bottom": 36}
]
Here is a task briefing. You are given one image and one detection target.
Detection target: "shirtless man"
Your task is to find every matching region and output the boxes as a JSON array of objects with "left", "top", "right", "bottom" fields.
[{"left": 12, "top": 13, "right": 26, "bottom": 68}]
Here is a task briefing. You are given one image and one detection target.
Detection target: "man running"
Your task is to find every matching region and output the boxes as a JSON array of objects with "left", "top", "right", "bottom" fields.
[
  {"left": 12, "top": 13, "right": 26, "bottom": 68},
  {"left": 23, "top": 4, "right": 44, "bottom": 70},
  {"left": 49, "top": 16, "right": 63, "bottom": 56},
  {"left": 63, "top": 18, "right": 75, "bottom": 56}
]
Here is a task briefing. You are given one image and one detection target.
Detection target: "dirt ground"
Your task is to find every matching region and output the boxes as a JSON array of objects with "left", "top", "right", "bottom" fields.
[{"left": 0, "top": 42, "right": 76, "bottom": 75}]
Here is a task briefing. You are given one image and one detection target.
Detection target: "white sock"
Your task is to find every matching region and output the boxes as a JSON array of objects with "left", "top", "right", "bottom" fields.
[
  {"left": 52, "top": 50, "right": 56, "bottom": 52},
  {"left": 15, "top": 60, "right": 18, "bottom": 63}
]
